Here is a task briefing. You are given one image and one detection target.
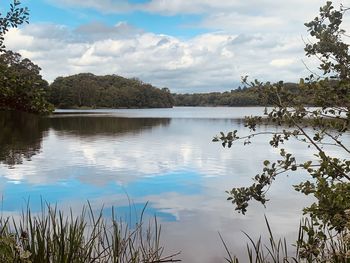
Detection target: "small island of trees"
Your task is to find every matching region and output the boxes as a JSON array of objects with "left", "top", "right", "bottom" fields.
[{"left": 47, "top": 73, "right": 174, "bottom": 109}]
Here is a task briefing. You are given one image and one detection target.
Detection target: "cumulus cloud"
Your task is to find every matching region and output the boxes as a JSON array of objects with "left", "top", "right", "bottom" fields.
[
  {"left": 4, "top": 20, "right": 313, "bottom": 92},
  {"left": 4, "top": 0, "right": 347, "bottom": 92},
  {"left": 270, "top": 58, "right": 297, "bottom": 68},
  {"left": 75, "top": 21, "right": 143, "bottom": 41}
]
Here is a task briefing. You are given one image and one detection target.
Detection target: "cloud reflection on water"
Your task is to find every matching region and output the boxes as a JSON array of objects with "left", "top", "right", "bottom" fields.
[{"left": 0, "top": 108, "right": 329, "bottom": 262}]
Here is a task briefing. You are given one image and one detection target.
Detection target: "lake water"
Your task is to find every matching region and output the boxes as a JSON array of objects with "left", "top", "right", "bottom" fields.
[{"left": 0, "top": 107, "right": 317, "bottom": 262}]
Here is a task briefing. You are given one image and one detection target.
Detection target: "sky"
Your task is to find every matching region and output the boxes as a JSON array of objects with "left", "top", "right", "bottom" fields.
[{"left": 1, "top": 0, "right": 347, "bottom": 93}]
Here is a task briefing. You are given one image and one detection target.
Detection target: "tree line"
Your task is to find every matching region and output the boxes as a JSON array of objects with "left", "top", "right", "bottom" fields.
[
  {"left": 47, "top": 73, "right": 174, "bottom": 109},
  {"left": 173, "top": 82, "right": 317, "bottom": 107}
]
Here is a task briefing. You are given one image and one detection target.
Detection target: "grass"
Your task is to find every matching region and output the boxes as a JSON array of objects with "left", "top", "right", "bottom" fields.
[
  {"left": 3, "top": 202, "right": 350, "bottom": 263},
  {"left": 220, "top": 216, "right": 350, "bottom": 263},
  {"left": 220, "top": 216, "right": 297, "bottom": 263},
  {"left": 0, "top": 202, "right": 180, "bottom": 263}
]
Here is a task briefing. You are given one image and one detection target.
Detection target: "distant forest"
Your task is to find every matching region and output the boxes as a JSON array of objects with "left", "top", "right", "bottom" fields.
[
  {"left": 173, "top": 82, "right": 315, "bottom": 107},
  {"left": 173, "top": 87, "right": 261, "bottom": 107},
  {"left": 47, "top": 73, "right": 319, "bottom": 109},
  {"left": 47, "top": 73, "right": 174, "bottom": 109}
]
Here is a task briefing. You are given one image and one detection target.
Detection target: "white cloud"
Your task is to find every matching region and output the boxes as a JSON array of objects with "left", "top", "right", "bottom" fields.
[
  {"left": 4, "top": 21, "right": 313, "bottom": 92},
  {"left": 75, "top": 21, "right": 143, "bottom": 41},
  {"left": 4, "top": 1, "right": 349, "bottom": 92},
  {"left": 270, "top": 58, "right": 297, "bottom": 68}
]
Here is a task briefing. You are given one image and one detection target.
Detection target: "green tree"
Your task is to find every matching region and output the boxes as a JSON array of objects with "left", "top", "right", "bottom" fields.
[
  {"left": 0, "top": 50, "right": 54, "bottom": 114},
  {"left": 0, "top": 1, "right": 53, "bottom": 114},
  {"left": 47, "top": 73, "right": 174, "bottom": 109},
  {"left": 215, "top": 2, "right": 350, "bottom": 260},
  {"left": 0, "top": 0, "right": 29, "bottom": 52}
]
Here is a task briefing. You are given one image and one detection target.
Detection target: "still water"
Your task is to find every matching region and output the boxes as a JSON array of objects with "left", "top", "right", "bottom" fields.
[{"left": 0, "top": 107, "right": 315, "bottom": 262}]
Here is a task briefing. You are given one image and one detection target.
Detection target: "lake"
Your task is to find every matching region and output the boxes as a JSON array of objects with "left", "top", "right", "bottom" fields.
[{"left": 0, "top": 107, "right": 315, "bottom": 262}]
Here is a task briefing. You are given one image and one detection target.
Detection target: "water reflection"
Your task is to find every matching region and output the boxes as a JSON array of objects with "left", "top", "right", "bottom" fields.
[
  {"left": 0, "top": 108, "right": 318, "bottom": 263},
  {"left": 0, "top": 110, "right": 170, "bottom": 167},
  {"left": 0, "top": 111, "right": 48, "bottom": 167},
  {"left": 49, "top": 115, "right": 171, "bottom": 137}
]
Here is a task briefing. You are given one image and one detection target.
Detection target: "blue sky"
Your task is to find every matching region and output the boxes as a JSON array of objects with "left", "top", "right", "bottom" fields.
[
  {"left": 3, "top": 0, "right": 346, "bottom": 92},
  {"left": 25, "top": 0, "right": 208, "bottom": 38}
]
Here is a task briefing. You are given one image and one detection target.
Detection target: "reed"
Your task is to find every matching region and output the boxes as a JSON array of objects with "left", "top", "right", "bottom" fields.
[
  {"left": 220, "top": 216, "right": 295, "bottom": 263},
  {"left": 0, "top": 202, "right": 180, "bottom": 263},
  {"left": 220, "top": 216, "right": 350, "bottom": 263}
]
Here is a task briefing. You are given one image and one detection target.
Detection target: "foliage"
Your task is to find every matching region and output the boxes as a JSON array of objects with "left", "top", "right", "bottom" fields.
[
  {"left": 295, "top": 217, "right": 350, "bottom": 262},
  {"left": 214, "top": 0, "right": 350, "bottom": 244},
  {"left": 0, "top": 202, "right": 180, "bottom": 263},
  {"left": 0, "top": 0, "right": 29, "bottom": 52},
  {"left": 0, "top": 1, "right": 53, "bottom": 114},
  {"left": 0, "top": 51, "right": 54, "bottom": 114},
  {"left": 48, "top": 73, "right": 174, "bottom": 109},
  {"left": 221, "top": 216, "right": 350, "bottom": 263},
  {"left": 172, "top": 82, "right": 315, "bottom": 107},
  {"left": 173, "top": 88, "right": 261, "bottom": 107},
  {"left": 304, "top": 1, "right": 350, "bottom": 79}
]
